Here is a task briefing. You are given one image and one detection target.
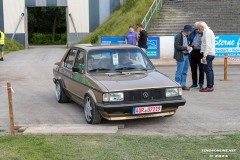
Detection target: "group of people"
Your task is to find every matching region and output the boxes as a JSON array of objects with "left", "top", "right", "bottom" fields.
[
  {"left": 2, "top": 22, "right": 215, "bottom": 93},
  {"left": 0, "top": 30, "right": 4, "bottom": 61},
  {"left": 125, "top": 24, "right": 148, "bottom": 52},
  {"left": 174, "top": 21, "right": 215, "bottom": 92}
]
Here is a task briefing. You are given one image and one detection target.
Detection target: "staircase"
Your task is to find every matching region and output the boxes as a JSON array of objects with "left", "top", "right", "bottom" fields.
[{"left": 148, "top": 0, "right": 240, "bottom": 36}]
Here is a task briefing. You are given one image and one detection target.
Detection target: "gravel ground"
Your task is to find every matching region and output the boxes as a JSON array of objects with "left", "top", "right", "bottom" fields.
[{"left": 0, "top": 46, "right": 239, "bottom": 136}]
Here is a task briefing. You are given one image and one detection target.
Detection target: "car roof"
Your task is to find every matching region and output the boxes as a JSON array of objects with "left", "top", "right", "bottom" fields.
[{"left": 72, "top": 44, "right": 139, "bottom": 51}]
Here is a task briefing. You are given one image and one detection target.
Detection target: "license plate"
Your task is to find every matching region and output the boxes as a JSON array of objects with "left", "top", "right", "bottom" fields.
[{"left": 132, "top": 106, "right": 162, "bottom": 115}]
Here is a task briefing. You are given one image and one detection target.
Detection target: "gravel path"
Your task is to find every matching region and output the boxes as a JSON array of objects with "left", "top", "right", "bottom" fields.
[{"left": 0, "top": 46, "right": 239, "bottom": 136}]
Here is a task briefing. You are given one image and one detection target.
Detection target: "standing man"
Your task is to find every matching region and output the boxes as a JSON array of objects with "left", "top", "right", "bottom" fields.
[
  {"left": 174, "top": 25, "right": 193, "bottom": 90},
  {"left": 125, "top": 25, "right": 137, "bottom": 45},
  {"left": 136, "top": 24, "right": 148, "bottom": 52},
  {"left": 197, "top": 22, "right": 215, "bottom": 92},
  {"left": 0, "top": 30, "right": 5, "bottom": 61},
  {"left": 189, "top": 22, "right": 204, "bottom": 90}
]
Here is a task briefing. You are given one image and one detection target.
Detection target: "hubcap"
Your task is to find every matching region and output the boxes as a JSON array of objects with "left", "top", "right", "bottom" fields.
[
  {"left": 56, "top": 82, "right": 61, "bottom": 101},
  {"left": 85, "top": 96, "right": 92, "bottom": 122}
]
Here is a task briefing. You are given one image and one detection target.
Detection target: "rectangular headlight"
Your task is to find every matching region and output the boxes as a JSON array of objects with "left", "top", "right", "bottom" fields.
[
  {"left": 103, "top": 92, "right": 124, "bottom": 102},
  {"left": 166, "top": 88, "right": 179, "bottom": 97}
]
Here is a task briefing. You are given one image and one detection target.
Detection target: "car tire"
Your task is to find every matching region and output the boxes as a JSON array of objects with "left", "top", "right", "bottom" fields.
[
  {"left": 55, "top": 80, "right": 69, "bottom": 103},
  {"left": 84, "top": 95, "right": 102, "bottom": 124}
]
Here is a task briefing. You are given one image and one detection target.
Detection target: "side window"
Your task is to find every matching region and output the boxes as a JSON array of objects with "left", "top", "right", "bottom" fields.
[
  {"left": 74, "top": 50, "right": 85, "bottom": 68},
  {"left": 64, "top": 49, "right": 78, "bottom": 69}
]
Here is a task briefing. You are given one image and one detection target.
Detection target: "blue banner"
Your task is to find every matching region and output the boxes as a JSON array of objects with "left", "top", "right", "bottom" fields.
[
  {"left": 100, "top": 36, "right": 160, "bottom": 59},
  {"left": 101, "top": 36, "right": 125, "bottom": 44},
  {"left": 215, "top": 35, "right": 240, "bottom": 57},
  {"left": 147, "top": 37, "right": 160, "bottom": 59}
]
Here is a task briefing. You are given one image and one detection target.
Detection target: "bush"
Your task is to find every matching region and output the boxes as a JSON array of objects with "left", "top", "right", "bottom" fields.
[
  {"left": 5, "top": 36, "right": 24, "bottom": 53},
  {"left": 80, "top": 0, "right": 154, "bottom": 44},
  {"left": 29, "top": 33, "right": 66, "bottom": 45}
]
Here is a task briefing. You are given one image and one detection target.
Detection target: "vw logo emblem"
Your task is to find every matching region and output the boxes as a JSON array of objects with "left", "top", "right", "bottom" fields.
[{"left": 142, "top": 92, "right": 149, "bottom": 98}]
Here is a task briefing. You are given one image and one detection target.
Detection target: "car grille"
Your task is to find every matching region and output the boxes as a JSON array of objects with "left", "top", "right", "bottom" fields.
[{"left": 124, "top": 89, "right": 166, "bottom": 102}]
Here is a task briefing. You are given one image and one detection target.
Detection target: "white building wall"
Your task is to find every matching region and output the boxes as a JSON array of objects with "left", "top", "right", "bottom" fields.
[
  {"left": 160, "top": 36, "right": 175, "bottom": 58},
  {"left": 67, "top": 0, "right": 89, "bottom": 33},
  {"left": 3, "top": 0, "right": 25, "bottom": 34}
]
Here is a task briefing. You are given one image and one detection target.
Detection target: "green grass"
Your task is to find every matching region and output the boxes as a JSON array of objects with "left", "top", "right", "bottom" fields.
[
  {"left": 80, "top": 0, "right": 154, "bottom": 43},
  {"left": 5, "top": 36, "right": 24, "bottom": 54},
  {"left": 0, "top": 133, "right": 239, "bottom": 160}
]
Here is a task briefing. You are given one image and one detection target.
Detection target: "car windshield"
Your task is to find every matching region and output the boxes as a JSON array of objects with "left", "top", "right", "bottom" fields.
[{"left": 87, "top": 48, "right": 154, "bottom": 73}]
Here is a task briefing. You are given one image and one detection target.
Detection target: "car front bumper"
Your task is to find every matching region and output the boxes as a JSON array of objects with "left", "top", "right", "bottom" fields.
[{"left": 96, "top": 98, "right": 186, "bottom": 120}]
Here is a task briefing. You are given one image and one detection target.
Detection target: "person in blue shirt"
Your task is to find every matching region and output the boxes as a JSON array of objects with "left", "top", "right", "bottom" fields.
[
  {"left": 174, "top": 25, "right": 193, "bottom": 90},
  {"left": 189, "top": 22, "right": 204, "bottom": 90},
  {"left": 125, "top": 26, "right": 137, "bottom": 45}
]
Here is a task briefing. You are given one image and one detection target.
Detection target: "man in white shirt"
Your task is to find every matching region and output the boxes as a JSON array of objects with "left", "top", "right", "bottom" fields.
[{"left": 197, "top": 22, "right": 215, "bottom": 92}]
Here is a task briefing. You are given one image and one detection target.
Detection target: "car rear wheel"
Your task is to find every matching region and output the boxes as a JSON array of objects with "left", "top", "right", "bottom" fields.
[
  {"left": 84, "top": 95, "right": 102, "bottom": 124},
  {"left": 55, "top": 80, "right": 69, "bottom": 103}
]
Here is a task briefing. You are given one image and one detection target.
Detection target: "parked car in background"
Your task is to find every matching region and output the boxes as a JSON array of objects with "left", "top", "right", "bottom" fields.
[{"left": 53, "top": 44, "right": 186, "bottom": 124}]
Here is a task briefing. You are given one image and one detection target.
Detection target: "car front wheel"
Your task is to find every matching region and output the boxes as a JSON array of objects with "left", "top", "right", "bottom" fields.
[
  {"left": 84, "top": 95, "right": 102, "bottom": 124},
  {"left": 55, "top": 80, "right": 69, "bottom": 103}
]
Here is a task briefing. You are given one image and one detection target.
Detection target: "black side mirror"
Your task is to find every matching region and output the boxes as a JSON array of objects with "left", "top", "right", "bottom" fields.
[{"left": 72, "top": 67, "right": 80, "bottom": 72}]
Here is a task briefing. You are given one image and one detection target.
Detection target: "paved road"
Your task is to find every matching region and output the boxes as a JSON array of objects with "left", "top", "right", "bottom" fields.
[{"left": 0, "top": 46, "right": 240, "bottom": 136}]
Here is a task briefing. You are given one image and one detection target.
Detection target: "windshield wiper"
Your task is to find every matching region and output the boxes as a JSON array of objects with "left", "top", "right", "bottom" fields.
[
  {"left": 115, "top": 67, "right": 147, "bottom": 72},
  {"left": 89, "top": 68, "right": 111, "bottom": 72},
  {"left": 115, "top": 67, "right": 138, "bottom": 71}
]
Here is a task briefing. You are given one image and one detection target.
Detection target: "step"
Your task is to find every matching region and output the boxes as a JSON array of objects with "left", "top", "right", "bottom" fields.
[
  {"left": 150, "top": 25, "right": 240, "bottom": 31},
  {"left": 155, "top": 18, "right": 238, "bottom": 21},
  {"left": 154, "top": 18, "right": 239, "bottom": 22},
  {"left": 149, "top": 30, "right": 239, "bottom": 34},
  {"left": 162, "top": 5, "right": 240, "bottom": 7},
  {"left": 158, "top": 14, "right": 240, "bottom": 18},
  {"left": 165, "top": 2, "right": 240, "bottom": 5},
  {"left": 21, "top": 124, "right": 119, "bottom": 135},
  {"left": 148, "top": 0, "right": 239, "bottom": 37},
  {"left": 150, "top": 22, "right": 240, "bottom": 28},
  {"left": 152, "top": 21, "right": 240, "bottom": 25},
  {"left": 161, "top": 7, "right": 240, "bottom": 11}
]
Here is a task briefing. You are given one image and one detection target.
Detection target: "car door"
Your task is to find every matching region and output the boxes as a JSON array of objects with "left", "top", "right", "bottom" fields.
[
  {"left": 59, "top": 48, "right": 78, "bottom": 94},
  {"left": 69, "top": 49, "right": 90, "bottom": 106}
]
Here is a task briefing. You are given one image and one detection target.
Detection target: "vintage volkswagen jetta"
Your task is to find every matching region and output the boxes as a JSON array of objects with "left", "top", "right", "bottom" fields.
[{"left": 53, "top": 44, "right": 186, "bottom": 124}]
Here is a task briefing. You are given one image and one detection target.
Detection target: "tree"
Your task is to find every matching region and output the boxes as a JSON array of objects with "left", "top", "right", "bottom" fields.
[{"left": 28, "top": 7, "right": 66, "bottom": 44}]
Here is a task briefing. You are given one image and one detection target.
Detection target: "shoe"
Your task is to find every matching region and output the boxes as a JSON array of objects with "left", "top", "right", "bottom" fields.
[
  {"left": 200, "top": 87, "right": 214, "bottom": 92},
  {"left": 0, "top": 57, "right": 3, "bottom": 61},
  {"left": 182, "top": 86, "right": 190, "bottom": 91},
  {"left": 189, "top": 84, "right": 198, "bottom": 88},
  {"left": 199, "top": 84, "right": 203, "bottom": 90}
]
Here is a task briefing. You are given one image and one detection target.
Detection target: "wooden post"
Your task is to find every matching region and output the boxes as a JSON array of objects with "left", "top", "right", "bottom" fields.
[
  {"left": 224, "top": 53, "right": 228, "bottom": 81},
  {"left": 7, "top": 82, "right": 15, "bottom": 137}
]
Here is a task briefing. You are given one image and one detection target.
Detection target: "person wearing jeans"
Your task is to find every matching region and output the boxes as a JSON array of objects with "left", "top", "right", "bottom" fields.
[
  {"left": 175, "top": 55, "right": 189, "bottom": 88},
  {"left": 204, "top": 55, "right": 215, "bottom": 89},
  {"left": 189, "top": 22, "right": 204, "bottom": 90},
  {"left": 174, "top": 25, "right": 193, "bottom": 90},
  {"left": 197, "top": 22, "right": 215, "bottom": 92}
]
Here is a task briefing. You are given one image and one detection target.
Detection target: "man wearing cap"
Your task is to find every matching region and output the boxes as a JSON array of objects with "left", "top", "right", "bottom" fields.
[
  {"left": 125, "top": 26, "right": 137, "bottom": 45},
  {"left": 174, "top": 25, "right": 193, "bottom": 90},
  {"left": 0, "top": 30, "right": 5, "bottom": 61}
]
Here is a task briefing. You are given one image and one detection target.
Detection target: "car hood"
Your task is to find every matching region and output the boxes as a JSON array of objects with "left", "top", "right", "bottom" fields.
[{"left": 90, "top": 70, "right": 179, "bottom": 92}]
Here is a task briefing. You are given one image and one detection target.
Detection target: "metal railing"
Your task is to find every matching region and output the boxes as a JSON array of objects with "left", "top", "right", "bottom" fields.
[
  {"left": 141, "top": 0, "right": 165, "bottom": 30},
  {"left": 11, "top": 13, "right": 24, "bottom": 40},
  {"left": 69, "top": 13, "right": 80, "bottom": 41}
]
